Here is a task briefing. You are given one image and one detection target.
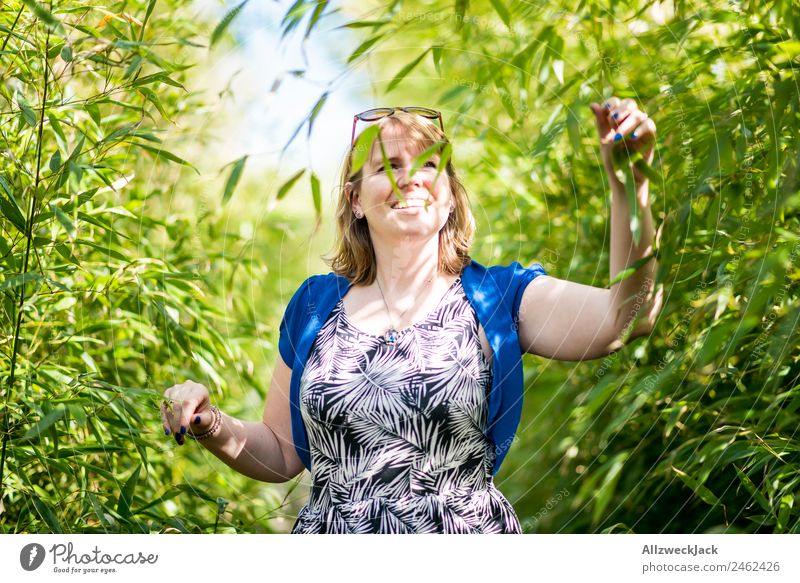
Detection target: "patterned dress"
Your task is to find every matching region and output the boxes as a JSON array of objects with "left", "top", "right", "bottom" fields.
[{"left": 290, "top": 277, "right": 522, "bottom": 534}]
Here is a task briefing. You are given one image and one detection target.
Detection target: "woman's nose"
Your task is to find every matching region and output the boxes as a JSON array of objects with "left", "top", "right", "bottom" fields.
[{"left": 397, "top": 166, "right": 422, "bottom": 190}]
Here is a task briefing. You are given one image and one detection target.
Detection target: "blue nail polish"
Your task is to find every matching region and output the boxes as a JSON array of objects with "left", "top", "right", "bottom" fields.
[
  {"left": 180, "top": 426, "right": 187, "bottom": 435},
  {"left": 604, "top": 102, "right": 610, "bottom": 109},
  {"left": 612, "top": 112, "right": 619, "bottom": 120},
  {"left": 613, "top": 132, "right": 622, "bottom": 142},
  {"left": 631, "top": 131, "right": 638, "bottom": 140},
  {"left": 164, "top": 428, "right": 171, "bottom": 436},
  {"left": 194, "top": 415, "right": 201, "bottom": 425}
]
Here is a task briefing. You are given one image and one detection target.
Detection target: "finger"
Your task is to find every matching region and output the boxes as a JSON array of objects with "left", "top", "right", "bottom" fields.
[
  {"left": 171, "top": 400, "right": 186, "bottom": 445},
  {"left": 589, "top": 102, "right": 613, "bottom": 132},
  {"left": 179, "top": 399, "right": 201, "bottom": 433},
  {"left": 614, "top": 111, "right": 649, "bottom": 140},
  {"left": 631, "top": 117, "right": 656, "bottom": 141},
  {"left": 608, "top": 98, "right": 637, "bottom": 127},
  {"left": 189, "top": 408, "right": 211, "bottom": 434},
  {"left": 159, "top": 403, "right": 172, "bottom": 436}
]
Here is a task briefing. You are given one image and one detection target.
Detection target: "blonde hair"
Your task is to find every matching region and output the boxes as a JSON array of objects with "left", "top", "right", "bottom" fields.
[{"left": 323, "top": 111, "right": 476, "bottom": 286}]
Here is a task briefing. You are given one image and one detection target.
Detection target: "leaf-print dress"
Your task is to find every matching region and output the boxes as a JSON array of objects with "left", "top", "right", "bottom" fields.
[{"left": 290, "top": 277, "right": 522, "bottom": 534}]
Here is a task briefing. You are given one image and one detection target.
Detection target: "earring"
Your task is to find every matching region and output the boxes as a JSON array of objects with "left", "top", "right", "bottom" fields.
[
  {"left": 354, "top": 210, "right": 363, "bottom": 219},
  {"left": 449, "top": 204, "right": 455, "bottom": 213}
]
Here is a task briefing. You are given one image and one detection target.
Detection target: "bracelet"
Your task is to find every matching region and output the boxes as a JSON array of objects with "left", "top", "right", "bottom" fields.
[{"left": 186, "top": 405, "right": 222, "bottom": 441}]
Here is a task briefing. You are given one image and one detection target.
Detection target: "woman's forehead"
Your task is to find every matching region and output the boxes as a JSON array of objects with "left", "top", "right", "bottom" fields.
[{"left": 367, "top": 127, "right": 432, "bottom": 163}]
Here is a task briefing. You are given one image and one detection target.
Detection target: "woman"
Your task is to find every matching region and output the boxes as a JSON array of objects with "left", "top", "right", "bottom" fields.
[{"left": 160, "top": 99, "right": 663, "bottom": 533}]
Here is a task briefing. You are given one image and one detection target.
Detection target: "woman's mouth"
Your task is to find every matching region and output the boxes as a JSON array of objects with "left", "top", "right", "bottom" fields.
[{"left": 391, "top": 198, "right": 430, "bottom": 210}]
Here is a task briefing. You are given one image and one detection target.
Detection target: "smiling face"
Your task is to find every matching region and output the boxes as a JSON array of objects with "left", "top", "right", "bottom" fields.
[
  {"left": 346, "top": 123, "right": 454, "bottom": 242},
  {"left": 329, "top": 111, "right": 475, "bottom": 286}
]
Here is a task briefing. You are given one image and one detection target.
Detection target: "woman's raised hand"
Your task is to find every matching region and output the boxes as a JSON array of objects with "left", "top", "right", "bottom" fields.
[
  {"left": 160, "top": 380, "right": 214, "bottom": 446},
  {"left": 589, "top": 96, "right": 656, "bottom": 182}
]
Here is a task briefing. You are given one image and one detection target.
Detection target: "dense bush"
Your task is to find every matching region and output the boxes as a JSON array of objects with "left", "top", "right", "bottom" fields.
[
  {"left": 1, "top": 0, "right": 797, "bottom": 533},
  {"left": 0, "top": 0, "right": 318, "bottom": 533}
]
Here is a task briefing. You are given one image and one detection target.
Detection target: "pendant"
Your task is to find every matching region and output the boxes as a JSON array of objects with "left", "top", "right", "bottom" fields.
[{"left": 384, "top": 328, "right": 398, "bottom": 346}]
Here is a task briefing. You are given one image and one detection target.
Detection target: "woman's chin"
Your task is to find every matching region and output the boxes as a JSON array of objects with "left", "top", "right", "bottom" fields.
[{"left": 372, "top": 219, "right": 441, "bottom": 239}]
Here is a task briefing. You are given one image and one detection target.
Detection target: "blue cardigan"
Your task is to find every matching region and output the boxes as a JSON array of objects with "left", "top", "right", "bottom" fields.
[{"left": 278, "top": 259, "right": 547, "bottom": 476}]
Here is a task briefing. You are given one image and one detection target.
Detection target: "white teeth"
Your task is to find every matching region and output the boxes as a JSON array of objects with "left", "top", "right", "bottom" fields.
[{"left": 392, "top": 199, "right": 428, "bottom": 209}]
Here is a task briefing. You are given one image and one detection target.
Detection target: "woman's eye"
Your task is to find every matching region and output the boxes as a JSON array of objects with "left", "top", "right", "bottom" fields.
[{"left": 424, "top": 161, "right": 437, "bottom": 168}]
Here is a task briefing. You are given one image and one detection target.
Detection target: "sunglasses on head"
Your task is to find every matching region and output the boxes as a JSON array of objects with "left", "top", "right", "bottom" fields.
[{"left": 351, "top": 107, "right": 444, "bottom": 147}]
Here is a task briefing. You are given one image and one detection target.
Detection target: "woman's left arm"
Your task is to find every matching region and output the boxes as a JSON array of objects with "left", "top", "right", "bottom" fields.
[{"left": 517, "top": 96, "right": 664, "bottom": 361}]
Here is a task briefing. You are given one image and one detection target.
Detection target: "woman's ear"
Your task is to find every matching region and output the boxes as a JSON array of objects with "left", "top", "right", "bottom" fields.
[{"left": 345, "top": 181, "right": 361, "bottom": 215}]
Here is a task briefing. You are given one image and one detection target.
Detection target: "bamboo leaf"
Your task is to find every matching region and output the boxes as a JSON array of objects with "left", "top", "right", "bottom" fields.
[
  {"left": 672, "top": 466, "right": 720, "bottom": 507},
  {"left": 592, "top": 452, "right": 628, "bottom": 525},
  {"left": 304, "top": 0, "right": 327, "bottom": 40},
  {"left": 222, "top": 155, "right": 248, "bottom": 206},
  {"left": 387, "top": 49, "right": 431, "bottom": 93},
  {"left": 337, "top": 20, "right": 391, "bottom": 29},
  {"left": 133, "top": 142, "right": 198, "bottom": 173},
  {"left": 609, "top": 253, "right": 656, "bottom": 286},
  {"left": 21, "top": 408, "right": 66, "bottom": 441},
  {"left": 489, "top": 0, "right": 511, "bottom": 28},
  {"left": 378, "top": 137, "right": 401, "bottom": 198},
  {"left": 49, "top": 149, "right": 62, "bottom": 173},
  {"left": 210, "top": 0, "right": 250, "bottom": 47},
  {"left": 347, "top": 34, "right": 384, "bottom": 64},
  {"left": 433, "top": 142, "right": 452, "bottom": 186},
  {"left": 281, "top": 0, "right": 314, "bottom": 39},
  {"left": 310, "top": 172, "right": 321, "bottom": 215},
  {"left": 276, "top": 169, "right": 305, "bottom": 200},
  {"left": 32, "top": 496, "right": 63, "bottom": 533},
  {"left": 407, "top": 139, "right": 447, "bottom": 180},
  {"left": 15, "top": 91, "right": 37, "bottom": 127},
  {"left": 88, "top": 492, "right": 114, "bottom": 528},
  {"left": 455, "top": 0, "right": 469, "bottom": 30},
  {"left": 733, "top": 465, "right": 772, "bottom": 515},
  {"left": 776, "top": 494, "right": 793, "bottom": 533},
  {"left": 0, "top": 175, "right": 27, "bottom": 234},
  {"left": 615, "top": 166, "right": 641, "bottom": 247},
  {"left": 432, "top": 45, "right": 443, "bottom": 77},
  {"left": 350, "top": 125, "right": 381, "bottom": 175},
  {"left": 0, "top": 272, "right": 42, "bottom": 293},
  {"left": 116, "top": 466, "right": 141, "bottom": 519},
  {"left": 49, "top": 203, "right": 75, "bottom": 237},
  {"left": 22, "top": 0, "right": 64, "bottom": 33},
  {"left": 138, "top": 87, "right": 172, "bottom": 121},
  {"left": 307, "top": 91, "right": 328, "bottom": 139}
]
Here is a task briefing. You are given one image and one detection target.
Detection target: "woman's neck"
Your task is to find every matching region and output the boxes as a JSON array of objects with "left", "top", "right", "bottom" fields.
[{"left": 370, "top": 233, "right": 441, "bottom": 295}]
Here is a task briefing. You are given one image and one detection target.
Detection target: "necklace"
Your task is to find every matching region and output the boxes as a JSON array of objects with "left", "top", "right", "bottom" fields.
[{"left": 374, "top": 274, "right": 435, "bottom": 346}]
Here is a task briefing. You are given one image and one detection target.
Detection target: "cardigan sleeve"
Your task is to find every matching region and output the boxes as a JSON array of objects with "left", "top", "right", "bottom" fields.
[
  {"left": 510, "top": 261, "right": 548, "bottom": 330},
  {"left": 277, "top": 277, "right": 312, "bottom": 368}
]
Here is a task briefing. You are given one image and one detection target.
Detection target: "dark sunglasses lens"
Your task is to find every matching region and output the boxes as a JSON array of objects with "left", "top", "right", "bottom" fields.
[
  {"left": 357, "top": 108, "right": 394, "bottom": 121},
  {"left": 402, "top": 107, "right": 440, "bottom": 119}
]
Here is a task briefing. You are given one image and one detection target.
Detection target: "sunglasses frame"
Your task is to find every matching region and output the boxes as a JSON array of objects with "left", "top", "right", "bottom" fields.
[{"left": 351, "top": 107, "right": 444, "bottom": 147}]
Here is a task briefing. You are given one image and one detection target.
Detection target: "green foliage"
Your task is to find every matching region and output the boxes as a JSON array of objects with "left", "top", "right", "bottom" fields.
[
  {"left": 0, "top": 0, "right": 308, "bottom": 533},
  {"left": 2, "top": 0, "right": 798, "bottom": 535},
  {"left": 295, "top": 0, "right": 800, "bottom": 533}
]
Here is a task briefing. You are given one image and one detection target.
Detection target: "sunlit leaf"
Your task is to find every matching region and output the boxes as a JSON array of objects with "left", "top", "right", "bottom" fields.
[
  {"left": 276, "top": 169, "right": 305, "bottom": 200},
  {"left": 222, "top": 155, "right": 248, "bottom": 206},
  {"left": 387, "top": 48, "right": 431, "bottom": 92},
  {"left": 210, "top": 0, "right": 250, "bottom": 47},
  {"left": 310, "top": 172, "right": 321, "bottom": 215}
]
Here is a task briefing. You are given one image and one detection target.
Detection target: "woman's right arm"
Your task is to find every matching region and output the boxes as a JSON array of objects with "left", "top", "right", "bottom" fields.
[{"left": 161, "top": 355, "right": 306, "bottom": 483}]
